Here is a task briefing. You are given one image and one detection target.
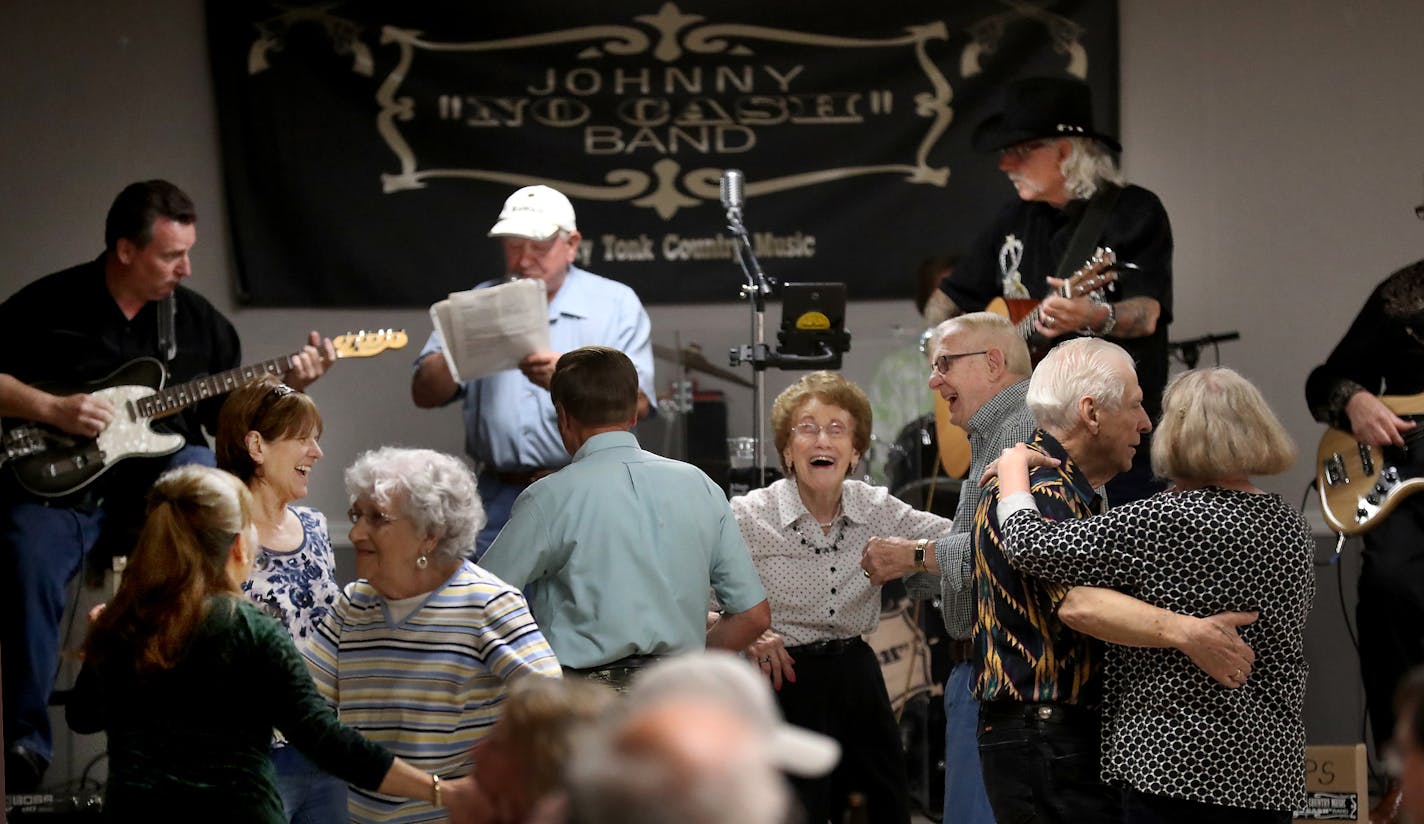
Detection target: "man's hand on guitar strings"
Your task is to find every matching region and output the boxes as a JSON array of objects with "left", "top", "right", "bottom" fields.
[
  {"left": 48, "top": 392, "right": 114, "bottom": 438},
  {"left": 1345, "top": 390, "right": 1416, "bottom": 448}
]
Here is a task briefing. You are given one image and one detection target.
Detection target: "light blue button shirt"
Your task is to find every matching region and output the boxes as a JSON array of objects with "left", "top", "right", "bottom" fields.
[
  {"left": 419, "top": 266, "right": 655, "bottom": 470},
  {"left": 480, "top": 431, "right": 767, "bottom": 669}
]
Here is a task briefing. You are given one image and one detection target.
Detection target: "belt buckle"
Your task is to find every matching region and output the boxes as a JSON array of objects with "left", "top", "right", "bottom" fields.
[{"left": 1035, "top": 705, "right": 1054, "bottom": 721}]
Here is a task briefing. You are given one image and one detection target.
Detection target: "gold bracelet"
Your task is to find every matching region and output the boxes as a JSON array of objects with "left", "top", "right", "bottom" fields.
[{"left": 431, "top": 773, "right": 442, "bottom": 808}]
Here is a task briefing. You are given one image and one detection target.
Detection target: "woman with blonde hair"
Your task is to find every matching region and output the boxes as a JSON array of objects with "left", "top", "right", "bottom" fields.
[
  {"left": 990, "top": 367, "right": 1314, "bottom": 823},
  {"left": 67, "top": 465, "right": 476, "bottom": 822}
]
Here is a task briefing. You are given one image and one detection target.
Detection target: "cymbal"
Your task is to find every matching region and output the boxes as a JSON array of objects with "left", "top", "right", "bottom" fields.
[{"left": 653, "top": 343, "right": 753, "bottom": 388}]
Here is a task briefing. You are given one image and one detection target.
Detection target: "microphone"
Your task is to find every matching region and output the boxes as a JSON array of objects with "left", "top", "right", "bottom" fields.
[{"left": 720, "top": 168, "right": 744, "bottom": 218}]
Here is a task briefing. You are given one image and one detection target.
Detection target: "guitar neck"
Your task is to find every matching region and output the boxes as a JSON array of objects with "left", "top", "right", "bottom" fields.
[
  {"left": 138, "top": 352, "right": 299, "bottom": 420},
  {"left": 1013, "top": 280, "right": 1074, "bottom": 341}
]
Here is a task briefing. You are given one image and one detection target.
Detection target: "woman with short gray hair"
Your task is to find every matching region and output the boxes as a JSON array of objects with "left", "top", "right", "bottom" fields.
[{"left": 305, "top": 447, "right": 562, "bottom": 823}]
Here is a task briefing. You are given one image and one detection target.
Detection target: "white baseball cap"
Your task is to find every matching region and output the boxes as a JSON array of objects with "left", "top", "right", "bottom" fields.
[
  {"left": 488, "top": 185, "right": 577, "bottom": 240},
  {"left": 628, "top": 651, "right": 841, "bottom": 778}
]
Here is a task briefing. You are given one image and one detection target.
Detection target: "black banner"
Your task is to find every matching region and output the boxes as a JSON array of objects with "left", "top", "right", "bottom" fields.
[{"left": 206, "top": 1, "right": 1117, "bottom": 306}]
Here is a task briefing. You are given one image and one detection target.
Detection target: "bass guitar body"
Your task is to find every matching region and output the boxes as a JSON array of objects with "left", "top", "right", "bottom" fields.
[{"left": 1317, "top": 392, "right": 1424, "bottom": 535}]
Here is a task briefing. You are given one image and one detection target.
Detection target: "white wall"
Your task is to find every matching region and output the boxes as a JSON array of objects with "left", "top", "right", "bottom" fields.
[{"left": 3, "top": 0, "right": 1422, "bottom": 757}]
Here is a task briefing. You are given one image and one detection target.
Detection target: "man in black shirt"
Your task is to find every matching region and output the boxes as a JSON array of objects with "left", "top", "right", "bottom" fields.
[
  {"left": 926, "top": 76, "right": 1173, "bottom": 505},
  {"left": 0, "top": 180, "right": 335, "bottom": 791}
]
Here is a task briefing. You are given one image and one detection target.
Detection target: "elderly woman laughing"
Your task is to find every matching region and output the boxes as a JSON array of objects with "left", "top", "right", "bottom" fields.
[{"left": 305, "top": 447, "right": 561, "bottom": 823}]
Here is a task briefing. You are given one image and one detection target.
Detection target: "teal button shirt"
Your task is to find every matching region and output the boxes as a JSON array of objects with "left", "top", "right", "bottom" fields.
[{"left": 480, "top": 431, "right": 766, "bottom": 668}]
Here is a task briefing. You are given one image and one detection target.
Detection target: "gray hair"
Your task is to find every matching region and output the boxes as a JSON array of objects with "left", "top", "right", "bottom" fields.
[
  {"left": 935, "top": 312, "right": 1032, "bottom": 378},
  {"left": 563, "top": 704, "right": 793, "bottom": 824},
  {"left": 1027, "top": 338, "right": 1135, "bottom": 432},
  {"left": 1060, "top": 137, "right": 1124, "bottom": 200},
  {"left": 344, "top": 447, "right": 484, "bottom": 562}
]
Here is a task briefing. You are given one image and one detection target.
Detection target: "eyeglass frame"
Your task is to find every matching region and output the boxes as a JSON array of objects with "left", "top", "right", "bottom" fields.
[
  {"left": 791, "top": 420, "right": 851, "bottom": 440},
  {"left": 931, "top": 350, "right": 989, "bottom": 376},
  {"left": 347, "top": 505, "right": 402, "bottom": 528}
]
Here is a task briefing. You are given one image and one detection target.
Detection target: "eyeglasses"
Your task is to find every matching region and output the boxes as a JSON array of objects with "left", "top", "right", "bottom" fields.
[
  {"left": 347, "top": 506, "right": 401, "bottom": 528},
  {"left": 793, "top": 421, "right": 850, "bottom": 439},
  {"left": 932, "top": 351, "right": 988, "bottom": 375},
  {"left": 1000, "top": 139, "right": 1052, "bottom": 161}
]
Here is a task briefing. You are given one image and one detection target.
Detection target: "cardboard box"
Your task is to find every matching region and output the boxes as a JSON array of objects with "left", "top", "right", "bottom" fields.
[{"left": 1293, "top": 744, "right": 1369, "bottom": 822}]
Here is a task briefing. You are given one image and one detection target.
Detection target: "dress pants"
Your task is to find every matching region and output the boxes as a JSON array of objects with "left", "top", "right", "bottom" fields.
[
  {"left": 775, "top": 638, "right": 910, "bottom": 824},
  {"left": 1358, "top": 495, "right": 1424, "bottom": 753},
  {"left": 1122, "top": 788, "right": 1290, "bottom": 824}
]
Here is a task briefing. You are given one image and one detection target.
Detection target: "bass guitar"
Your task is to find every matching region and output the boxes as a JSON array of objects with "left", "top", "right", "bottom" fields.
[
  {"left": 1316, "top": 392, "right": 1424, "bottom": 535},
  {"left": 933, "top": 248, "right": 1120, "bottom": 480},
  {"left": 4, "top": 329, "right": 407, "bottom": 498}
]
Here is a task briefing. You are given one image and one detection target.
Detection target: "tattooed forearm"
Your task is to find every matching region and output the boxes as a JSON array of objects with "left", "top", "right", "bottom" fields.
[{"left": 1108, "top": 297, "right": 1161, "bottom": 338}]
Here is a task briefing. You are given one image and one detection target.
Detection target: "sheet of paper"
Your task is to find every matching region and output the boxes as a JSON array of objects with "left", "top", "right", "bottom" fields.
[{"left": 429, "top": 278, "right": 550, "bottom": 383}]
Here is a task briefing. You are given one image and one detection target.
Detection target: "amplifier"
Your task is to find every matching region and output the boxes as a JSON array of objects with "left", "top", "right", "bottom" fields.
[{"left": 5, "top": 790, "right": 103, "bottom": 820}]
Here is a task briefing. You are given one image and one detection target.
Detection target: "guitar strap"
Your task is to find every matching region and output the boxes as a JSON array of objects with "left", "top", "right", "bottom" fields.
[
  {"left": 157, "top": 293, "right": 177, "bottom": 362},
  {"left": 1056, "top": 183, "right": 1123, "bottom": 280}
]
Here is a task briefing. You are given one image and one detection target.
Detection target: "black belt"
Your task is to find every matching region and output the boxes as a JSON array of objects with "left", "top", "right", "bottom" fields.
[
  {"left": 564, "top": 654, "right": 663, "bottom": 681},
  {"left": 488, "top": 468, "right": 557, "bottom": 487},
  {"left": 945, "top": 638, "right": 974, "bottom": 665},
  {"left": 980, "top": 700, "right": 1100, "bottom": 726},
  {"left": 786, "top": 636, "right": 866, "bottom": 658}
]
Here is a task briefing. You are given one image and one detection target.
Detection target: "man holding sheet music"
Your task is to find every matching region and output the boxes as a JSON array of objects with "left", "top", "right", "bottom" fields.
[{"left": 412, "top": 184, "right": 655, "bottom": 554}]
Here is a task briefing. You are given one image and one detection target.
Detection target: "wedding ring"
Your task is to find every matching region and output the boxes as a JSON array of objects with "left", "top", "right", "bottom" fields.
[
  {"left": 1044, "top": 315, "right": 1055, "bottom": 327},
  {"left": 759, "top": 657, "right": 772, "bottom": 665}
]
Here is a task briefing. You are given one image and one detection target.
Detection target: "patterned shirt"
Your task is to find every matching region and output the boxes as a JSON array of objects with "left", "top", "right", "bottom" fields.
[
  {"left": 733, "top": 477, "right": 951, "bottom": 646},
  {"left": 905, "top": 379, "right": 1036, "bottom": 639},
  {"left": 242, "top": 507, "right": 341, "bottom": 648},
  {"left": 305, "top": 561, "right": 561, "bottom": 824},
  {"left": 972, "top": 430, "right": 1104, "bottom": 705},
  {"left": 998, "top": 488, "right": 1314, "bottom": 811}
]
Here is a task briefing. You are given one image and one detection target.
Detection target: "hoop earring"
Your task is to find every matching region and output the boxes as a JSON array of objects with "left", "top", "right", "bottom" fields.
[{"left": 416, "top": 555, "right": 429, "bottom": 570}]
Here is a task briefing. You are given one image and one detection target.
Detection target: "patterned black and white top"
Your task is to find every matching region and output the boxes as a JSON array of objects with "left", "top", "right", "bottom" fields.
[
  {"left": 733, "top": 478, "right": 951, "bottom": 646},
  {"left": 998, "top": 487, "right": 1314, "bottom": 812}
]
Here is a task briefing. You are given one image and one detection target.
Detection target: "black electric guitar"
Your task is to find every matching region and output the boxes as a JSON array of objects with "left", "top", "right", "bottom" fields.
[
  {"left": 1316, "top": 392, "right": 1424, "bottom": 535},
  {"left": 4, "top": 329, "right": 407, "bottom": 497}
]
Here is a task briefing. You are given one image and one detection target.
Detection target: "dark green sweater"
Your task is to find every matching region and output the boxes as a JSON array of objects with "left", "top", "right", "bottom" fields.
[{"left": 68, "top": 597, "right": 392, "bottom": 822}]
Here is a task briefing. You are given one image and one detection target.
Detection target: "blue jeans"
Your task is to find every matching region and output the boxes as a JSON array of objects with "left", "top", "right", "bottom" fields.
[
  {"left": 474, "top": 472, "right": 524, "bottom": 558},
  {"left": 272, "top": 745, "right": 349, "bottom": 824},
  {"left": 944, "top": 662, "right": 996, "bottom": 823},
  {"left": 1, "top": 445, "right": 214, "bottom": 766}
]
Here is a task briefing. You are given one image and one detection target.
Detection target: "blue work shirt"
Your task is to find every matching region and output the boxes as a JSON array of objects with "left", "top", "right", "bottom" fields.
[{"left": 420, "top": 266, "right": 655, "bottom": 471}]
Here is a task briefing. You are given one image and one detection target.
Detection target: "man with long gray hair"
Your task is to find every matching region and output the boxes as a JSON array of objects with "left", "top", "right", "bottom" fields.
[{"left": 926, "top": 76, "right": 1173, "bottom": 505}]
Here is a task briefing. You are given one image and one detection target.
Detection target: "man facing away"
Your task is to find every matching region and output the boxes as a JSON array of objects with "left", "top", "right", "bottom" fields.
[
  {"left": 412, "top": 185, "right": 655, "bottom": 555},
  {"left": 479, "top": 346, "right": 770, "bottom": 689}
]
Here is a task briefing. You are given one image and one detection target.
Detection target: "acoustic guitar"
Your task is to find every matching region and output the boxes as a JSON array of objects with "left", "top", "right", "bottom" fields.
[
  {"left": 4, "top": 329, "right": 407, "bottom": 497},
  {"left": 1316, "top": 392, "right": 1424, "bottom": 535},
  {"left": 933, "top": 248, "right": 1120, "bottom": 479}
]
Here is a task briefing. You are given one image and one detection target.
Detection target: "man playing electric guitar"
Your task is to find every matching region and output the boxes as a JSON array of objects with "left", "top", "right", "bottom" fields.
[
  {"left": 0, "top": 180, "right": 336, "bottom": 792},
  {"left": 926, "top": 76, "right": 1173, "bottom": 505},
  {"left": 1306, "top": 253, "right": 1424, "bottom": 824}
]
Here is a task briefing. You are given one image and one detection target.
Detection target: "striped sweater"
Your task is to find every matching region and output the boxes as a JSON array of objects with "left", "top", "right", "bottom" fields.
[{"left": 306, "top": 560, "right": 561, "bottom": 823}]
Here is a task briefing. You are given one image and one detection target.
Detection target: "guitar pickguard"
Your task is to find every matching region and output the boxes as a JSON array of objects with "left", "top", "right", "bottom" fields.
[{"left": 94, "top": 384, "right": 186, "bottom": 465}]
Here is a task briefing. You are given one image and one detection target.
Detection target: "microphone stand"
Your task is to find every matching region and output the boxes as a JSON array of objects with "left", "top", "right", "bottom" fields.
[{"left": 725, "top": 204, "right": 775, "bottom": 486}]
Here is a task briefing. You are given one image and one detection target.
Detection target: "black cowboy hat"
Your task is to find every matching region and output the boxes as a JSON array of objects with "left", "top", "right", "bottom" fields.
[{"left": 971, "top": 76, "right": 1121, "bottom": 154}]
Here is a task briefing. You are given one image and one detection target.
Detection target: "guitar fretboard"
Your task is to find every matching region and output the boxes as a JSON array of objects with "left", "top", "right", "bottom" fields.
[{"left": 134, "top": 354, "right": 297, "bottom": 419}]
